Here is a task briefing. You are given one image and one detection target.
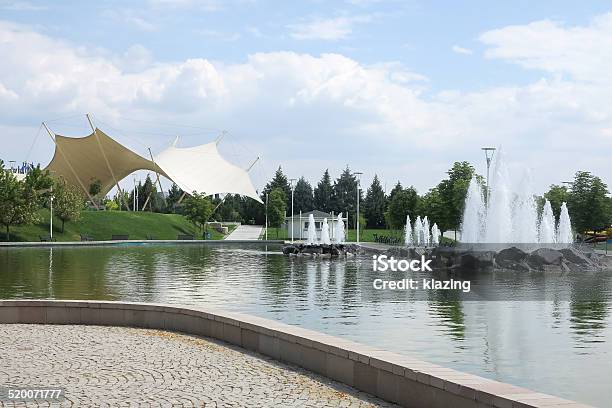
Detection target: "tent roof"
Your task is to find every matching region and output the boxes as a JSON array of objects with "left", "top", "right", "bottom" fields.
[
  {"left": 45, "top": 129, "right": 167, "bottom": 197},
  {"left": 154, "top": 142, "right": 263, "bottom": 204}
]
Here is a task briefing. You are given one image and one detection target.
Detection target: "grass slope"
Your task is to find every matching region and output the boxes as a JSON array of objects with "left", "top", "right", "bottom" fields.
[{"left": 4, "top": 209, "right": 232, "bottom": 242}]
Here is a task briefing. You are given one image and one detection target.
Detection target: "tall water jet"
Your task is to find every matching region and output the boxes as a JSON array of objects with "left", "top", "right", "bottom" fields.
[
  {"left": 334, "top": 213, "right": 345, "bottom": 244},
  {"left": 306, "top": 214, "right": 318, "bottom": 245},
  {"left": 404, "top": 215, "right": 413, "bottom": 246},
  {"left": 414, "top": 216, "right": 423, "bottom": 246},
  {"left": 320, "top": 218, "right": 331, "bottom": 245},
  {"left": 512, "top": 169, "right": 539, "bottom": 244},
  {"left": 461, "top": 176, "right": 486, "bottom": 243},
  {"left": 557, "top": 202, "right": 573, "bottom": 244},
  {"left": 485, "top": 149, "right": 513, "bottom": 243},
  {"left": 423, "top": 216, "right": 431, "bottom": 246},
  {"left": 431, "top": 223, "right": 440, "bottom": 245},
  {"left": 539, "top": 200, "right": 556, "bottom": 244}
]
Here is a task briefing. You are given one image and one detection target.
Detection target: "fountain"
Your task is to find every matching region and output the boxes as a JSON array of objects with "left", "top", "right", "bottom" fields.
[
  {"left": 460, "top": 149, "right": 573, "bottom": 247},
  {"left": 334, "top": 213, "right": 345, "bottom": 244},
  {"left": 431, "top": 223, "right": 440, "bottom": 245},
  {"left": 557, "top": 202, "right": 573, "bottom": 244},
  {"left": 414, "top": 216, "right": 423, "bottom": 246},
  {"left": 320, "top": 218, "right": 331, "bottom": 245},
  {"left": 539, "top": 200, "right": 556, "bottom": 244},
  {"left": 306, "top": 214, "right": 317, "bottom": 245},
  {"left": 423, "top": 216, "right": 431, "bottom": 246},
  {"left": 404, "top": 215, "right": 413, "bottom": 246}
]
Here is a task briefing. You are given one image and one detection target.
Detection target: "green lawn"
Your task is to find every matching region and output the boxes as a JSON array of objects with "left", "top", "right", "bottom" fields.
[
  {"left": 3, "top": 209, "right": 236, "bottom": 242},
  {"left": 263, "top": 227, "right": 403, "bottom": 242}
]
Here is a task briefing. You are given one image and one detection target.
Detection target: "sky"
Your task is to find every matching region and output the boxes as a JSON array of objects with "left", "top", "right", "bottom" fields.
[{"left": 0, "top": 0, "right": 611, "bottom": 196}]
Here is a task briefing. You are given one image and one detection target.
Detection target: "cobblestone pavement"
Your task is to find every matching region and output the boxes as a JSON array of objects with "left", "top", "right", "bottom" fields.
[{"left": 0, "top": 325, "right": 397, "bottom": 407}]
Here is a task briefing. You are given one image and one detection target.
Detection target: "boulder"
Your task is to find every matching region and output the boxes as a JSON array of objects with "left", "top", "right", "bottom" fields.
[
  {"left": 527, "top": 248, "right": 563, "bottom": 269},
  {"left": 495, "top": 247, "right": 528, "bottom": 269},
  {"left": 460, "top": 251, "right": 495, "bottom": 270},
  {"left": 559, "top": 247, "right": 590, "bottom": 265}
]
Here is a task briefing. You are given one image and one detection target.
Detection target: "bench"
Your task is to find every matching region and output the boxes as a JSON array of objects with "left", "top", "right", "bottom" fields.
[
  {"left": 177, "top": 234, "right": 195, "bottom": 240},
  {"left": 39, "top": 235, "right": 56, "bottom": 242},
  {"left": 80, "top": 234, "right": 94, "bottom": 242},
  {"left": 146, "top": 234, "right": 156, "bottom": 240},
  {"left": 111, "top": 234, "right": 129, "bottom": 241}
]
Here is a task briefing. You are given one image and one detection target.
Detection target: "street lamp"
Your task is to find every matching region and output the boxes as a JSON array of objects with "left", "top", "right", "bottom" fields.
[
  {"left": 265, "top": 193, "right": 269, "bottom": 241},
  {"left": 353, "top": 172, "right": 363, "bottom": 244},
  {"left": 481, "top": 147, "right": 496, "bottom": 202},
  {"left": 289, "top": 178, "right": 296, "bottom": 243},
  {"left": 49, "top": 186, "right": 54, "bottom": 239}
]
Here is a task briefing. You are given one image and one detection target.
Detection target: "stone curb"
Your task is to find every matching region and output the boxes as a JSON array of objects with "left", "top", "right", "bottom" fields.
[{"left": 0, "top": 300, "right": 590, "bottom": 408}]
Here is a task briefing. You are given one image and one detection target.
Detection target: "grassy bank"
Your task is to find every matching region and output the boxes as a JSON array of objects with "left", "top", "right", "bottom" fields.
[{"left": 3, "top": 209, "right": 235, "bottom": 242}]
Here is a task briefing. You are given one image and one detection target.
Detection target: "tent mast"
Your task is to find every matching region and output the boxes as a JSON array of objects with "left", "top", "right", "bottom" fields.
[
  {"left": 42, "top": 122, "right": 99, "bottom": 210},
  {"left": 246, "top": 156, "right": 260, "bottom": 172},
  {"left": 148, "top": 147, "right": 167, "bottom": 207},
  {"left": 86, "top": 113, "right": 130, "bottom": 211}
]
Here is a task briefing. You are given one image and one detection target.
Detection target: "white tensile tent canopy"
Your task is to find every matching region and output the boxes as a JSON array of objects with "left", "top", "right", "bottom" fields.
[
  {"left": 154, "top": 140, "right": 263, "bottom": 203},
  {"left": 43, "top": 120, "right": 262, "bottom": 204}
]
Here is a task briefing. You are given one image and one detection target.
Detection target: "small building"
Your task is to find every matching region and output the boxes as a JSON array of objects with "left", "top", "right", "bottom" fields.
[{"left": 284, "top": 210, "right": 348, "bottom": 241}]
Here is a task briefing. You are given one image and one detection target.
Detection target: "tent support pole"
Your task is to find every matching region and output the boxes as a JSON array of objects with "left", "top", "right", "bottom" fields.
[
  {"left": 178, "top": 191, "right": 187, "bottom": 204},
  {"left": 246, "top": 156, "right": 260, "bottom": 172},
  {"left": 148, "top": 147, "right": 167, "bottom": 207},
  {"left": 86, "top": 113, "right": 130, "bottom": 211},
  {"left": 42, "top": 122, "right": 99, "bottom": 210}
]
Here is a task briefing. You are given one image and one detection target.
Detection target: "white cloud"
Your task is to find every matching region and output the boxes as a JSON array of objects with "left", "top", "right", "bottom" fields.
[
  {"left": 102, "top": 9, "right": 157, "bottom": 31},
  {"left": 0, "top": 17, "right": 610, "bottom": 194},
  {"left": 288, "top": 15, "right": 373, "bottom": 41},
  {"left": 452, "top": 45, "right": 473, "bottom": 55},
  {"left": 0, "top": 1, "right": 46, "bottom": 11}
]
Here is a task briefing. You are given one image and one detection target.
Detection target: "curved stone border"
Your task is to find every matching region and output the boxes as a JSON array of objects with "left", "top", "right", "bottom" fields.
[
  {"left": 0, "top": 239, "right": 284, "bottom": 248},
  {"left": 0, "top": 300, "right": 588, "bottom": 408}
]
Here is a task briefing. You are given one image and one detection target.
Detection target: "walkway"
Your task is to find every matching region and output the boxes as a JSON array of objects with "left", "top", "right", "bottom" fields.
[
  {"left": 224, "top": 225, "right": 264, "bottom": 240},
  {"left": 0, "top": 324, "right": 395, "bottom": 407}
]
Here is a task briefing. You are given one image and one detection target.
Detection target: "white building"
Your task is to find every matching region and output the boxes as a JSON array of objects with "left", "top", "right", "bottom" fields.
[{"left": 285, "top": 210, "right": 348, "bottom": 242}]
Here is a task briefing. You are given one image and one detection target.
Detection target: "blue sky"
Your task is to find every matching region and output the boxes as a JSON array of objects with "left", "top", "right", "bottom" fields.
[{"left": 1, "top": 0, "right": 611, "bottom": 194}]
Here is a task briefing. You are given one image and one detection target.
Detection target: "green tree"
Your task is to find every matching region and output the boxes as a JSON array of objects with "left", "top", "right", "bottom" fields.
[
  {"left": 386, "top": 188, "right": 418, "bottom": 229},
  {"left": 418, "top": 187, "right": 446, "bottom": 226},
  {"left": 268, "top": 188, "right": 287, "bottom": 238},
  {"left": 544, "top": 184, "right": 569, "bottom": 221},
  {"left": 182, "top": 192, "right": 214, "bottom": 234},
  {"left": 567, "top": 171, "right": 609, "bottom": 232},
  {"left": 437, "top": 162, "right": 478, "bottom": 231},
  {"left": 53, "top": 177, "right": 85, "bottom": 232},
  {"left": 387, "top": 182, "right": 403, "bottom": 204},
  {"left": 364, "top": 174, "right": 386, "bottom": 228},
  {"left": 262, "top": 166, "right": 291, "bottom": 209},
  {"left": 313, "top": 169, "right": 334, "bottom": 212},
  {"left": 293, "top": 177, "right": 313, "bottom": 213},
  {"left": 332, "top": 167, "right": 360, "bottom": 228},
  {"left": 0, "top": 161, "right": 51, "bottom": 240},
  {"left": 88, "top": 177, "right": 102, "bottom": 207}
]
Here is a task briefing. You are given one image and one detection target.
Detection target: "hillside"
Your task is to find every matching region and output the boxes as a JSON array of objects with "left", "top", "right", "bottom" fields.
[{"left": 4, "top": 209, "right": 232, "bottom": 242}]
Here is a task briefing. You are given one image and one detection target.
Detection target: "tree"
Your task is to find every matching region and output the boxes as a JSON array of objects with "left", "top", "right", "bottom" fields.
[
  {"left": 262, "top": 166, "right": 291, "bottom": 209},
  {"left": 386, "top": 188, "right": 418, "bottom": 229},
  {"left": 313, "top": 169, "right": 333, "bottom": 212},
  {"left": 387, "top": 182, "right": 403, "bottom": 204},
  {"left": 293, "top": 177, "right": 313, "bottom": 213},
  {"left": 182, "top": 192, "right": 214, "bottom": 234},
  {"left": 268, "top": 188, "right": 286, "bottom": 238},
  {"left": 436, "top": 162, "right": 479, "bottom": 232},
  {"left": 0, "top": 161, "right": 51, "bottom": 240},
  {"left": 364, "top": 175, "right": 386, "bottom": 228},
  {"left": 88, "top": 178, "right": 102, "bottom": 207},
  {"left": 53, "top": 177, "right": 85, "bottom": 233},
  {"left": 140, "top": 174, "right": 157, "bottom": 211},
  {"left": 567, "top": 171, "right": 609, "bottom": 232},
  {"left": 332, "top": 167, "right": 360, "bottom": 227},
  {"left": 166, "top": 183, "right": 184, "bottom": 213},
  {"left": 418, "top": 187, "right": 445, "bottom": 226},
  {"left": 544, "top": 184, "right": 569, "bottom": 221}
]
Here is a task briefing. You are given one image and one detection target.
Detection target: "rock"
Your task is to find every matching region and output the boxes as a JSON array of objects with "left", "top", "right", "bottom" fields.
[
  {"left": 495, "top": 247, "right": 528, "bottom": 269},
  {"left": 460, "top": 251, "right": 495, "bottom": 269},
  {"left": 527, "top": 248, "right": 563, "bottom": 269},
  {"left": 559, "top": 247, "right": 590, "bottom": 265}
]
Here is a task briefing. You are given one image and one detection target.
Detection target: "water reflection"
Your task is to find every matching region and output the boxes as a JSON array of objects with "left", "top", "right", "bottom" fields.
[{"left": 0, "top": 244, "right": 611, "bottom": 407}]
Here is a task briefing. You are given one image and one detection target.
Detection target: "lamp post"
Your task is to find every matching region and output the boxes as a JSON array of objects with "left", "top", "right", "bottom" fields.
[
  {"left": 481, "top": 147, "right": 496, "bottom": 203},
  {"left": 265, "top": 193, "right": 269, "bottom": 241},
  {"left": 49, "top": 186, "right": 53, "bottom": 239},
  {"left": 289, "top": 178, "right": 296, "bottom": 243},
  {"left": 354, "top": 172, "right": 363, "bottom": 244}
]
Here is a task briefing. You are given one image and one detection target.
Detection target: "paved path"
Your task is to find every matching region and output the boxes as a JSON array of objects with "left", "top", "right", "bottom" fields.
[
  {"left": 0, "top": 324, "right": 395, "bottom": 407},
  {"left": 224, "top": 225, "right": 263, "bottom": 241}
]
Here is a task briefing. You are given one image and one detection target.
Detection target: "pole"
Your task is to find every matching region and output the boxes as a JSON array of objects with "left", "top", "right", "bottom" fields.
[
  {"left": 148, "top": 147, "right": 167, "bottom": 206},
  {"left": 290, "top": 178, "right": 296, "bottom": 243},
  {"left": 265, "top": 193, "right": 268, "bottom": 241},
  {"left": 50, "top": 186, "right": 53, "bottom": 239},
  {"left": 354, "top": 172, "right": 362, "bottom": 244}
]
